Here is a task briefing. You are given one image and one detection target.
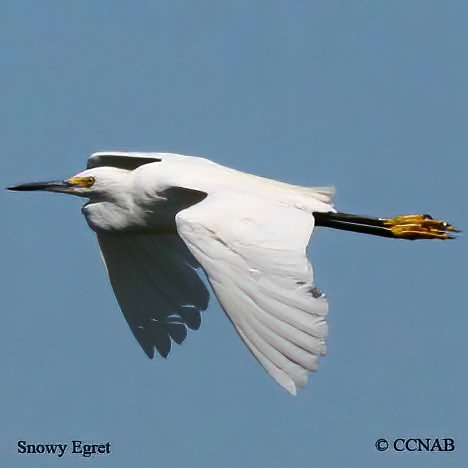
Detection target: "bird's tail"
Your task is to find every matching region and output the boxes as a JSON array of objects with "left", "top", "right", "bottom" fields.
[{"left": 305, "top": 186, "right": 335, "bottom": 205}]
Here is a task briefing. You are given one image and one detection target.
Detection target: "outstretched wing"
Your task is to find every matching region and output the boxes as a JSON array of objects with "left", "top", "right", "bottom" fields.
[
  {"left": 87, "top": 151, "right": 163, "bottom": 170},
  {"left": 176, "top": 192, "right": 328, "bottom": 395},
  {"left": 97, "top": 233, "right": 210, "bottom": 358}
]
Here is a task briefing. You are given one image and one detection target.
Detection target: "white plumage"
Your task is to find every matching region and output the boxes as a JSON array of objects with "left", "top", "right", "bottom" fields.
[
  {"left": 176, "top": 191, "right": 330, "bottom": 394},
  {"left": 90, "top": 152, "right": 334, "bottom": 395},
  {"left": 9, "top": 151, "right": 456, "bottom": 395}
]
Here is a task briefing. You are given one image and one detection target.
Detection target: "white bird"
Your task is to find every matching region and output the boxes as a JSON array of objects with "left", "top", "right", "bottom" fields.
[{"left": 8, "top": 152, "right": 458, "bottom": 395}]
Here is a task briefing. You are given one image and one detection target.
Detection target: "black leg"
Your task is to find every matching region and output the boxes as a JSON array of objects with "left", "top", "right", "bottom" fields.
[{"left": 313, "top": 212, "right": 458, "bottom": 240}]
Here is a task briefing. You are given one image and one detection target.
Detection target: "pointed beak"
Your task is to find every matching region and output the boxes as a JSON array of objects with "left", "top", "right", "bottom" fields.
[{"left": 7, "top": 179, "right": 74, "bottom": 193}]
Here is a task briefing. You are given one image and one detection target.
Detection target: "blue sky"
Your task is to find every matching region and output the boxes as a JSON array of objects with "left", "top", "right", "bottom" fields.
[{"left": 2, "top": 1, "right": 467, "bottom": 467}]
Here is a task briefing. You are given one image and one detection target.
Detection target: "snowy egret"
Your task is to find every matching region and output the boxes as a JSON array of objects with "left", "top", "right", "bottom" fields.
[{"left": 8, "top": 152, "right": 458, "bottom": 395}]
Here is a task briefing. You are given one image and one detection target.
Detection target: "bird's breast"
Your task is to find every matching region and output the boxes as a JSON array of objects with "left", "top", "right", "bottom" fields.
[{"left": 82, "top": 199, "right": 178, "bottom": 234}]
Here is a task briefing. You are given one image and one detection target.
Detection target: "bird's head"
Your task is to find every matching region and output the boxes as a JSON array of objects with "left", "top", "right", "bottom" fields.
[{"left": 8, "top": 167, "right": 129, "bottom": 200}]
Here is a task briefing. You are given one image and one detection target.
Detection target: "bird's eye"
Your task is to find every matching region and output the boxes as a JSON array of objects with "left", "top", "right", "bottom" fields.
[{"left": 83, "top": 176, "right": 96, "bottom": 188}]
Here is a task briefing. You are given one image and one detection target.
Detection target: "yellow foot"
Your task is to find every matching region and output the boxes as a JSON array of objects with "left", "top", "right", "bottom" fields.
[{"left": 382, "top": 214, "right": 460, "bottom": 240}]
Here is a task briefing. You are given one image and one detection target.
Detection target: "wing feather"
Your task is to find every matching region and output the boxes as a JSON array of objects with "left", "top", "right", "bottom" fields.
[
  {"left": 97, "top": 233, "right": 209, "bottom": 359},
  {"left": 87, "top": 152, "right": 162, "bottom": 170},
  {"left": 176, "top": 192, "right": 329, "bottom": 395}
]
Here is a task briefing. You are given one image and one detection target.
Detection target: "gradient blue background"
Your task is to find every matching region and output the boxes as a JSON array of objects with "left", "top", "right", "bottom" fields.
[{"left": 2, "top": 2, "right": 467, "bottom": 467}]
